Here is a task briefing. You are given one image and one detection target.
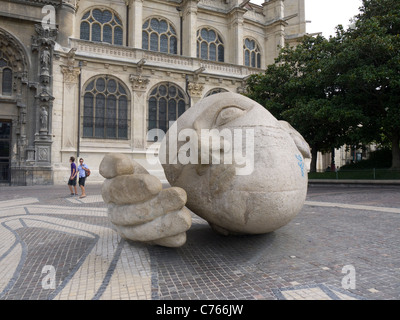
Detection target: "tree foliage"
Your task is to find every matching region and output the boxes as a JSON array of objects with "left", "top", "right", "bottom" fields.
[
  {"left": 340, "top": 0, "right": 400, "bottom": 168},
  {"left": 246, "top": 0, "right": 400, "bottom": 170},
  {"left": 246, "top": 35, "right": 364, "bottom": 172}
]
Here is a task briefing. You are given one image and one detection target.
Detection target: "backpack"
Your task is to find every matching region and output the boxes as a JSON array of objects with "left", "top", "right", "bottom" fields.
[{"left": 85, "top": 166, "right": 91, "bottom": 177}]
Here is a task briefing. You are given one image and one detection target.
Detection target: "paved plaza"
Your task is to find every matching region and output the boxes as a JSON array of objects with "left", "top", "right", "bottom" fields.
[{"left": 0, "top": 182, "right": 399, "bottom": 300}]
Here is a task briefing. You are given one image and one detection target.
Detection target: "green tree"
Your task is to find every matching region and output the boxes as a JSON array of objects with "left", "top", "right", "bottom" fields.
[
  {"left": 246, "top": 0, "right": 400, "bottom": 170},
  {"left": 246, "top": 35, "right": 363, "bottom": 172},
  {"left": 338, "top": 0, "right": 400, "bottom": 169}
]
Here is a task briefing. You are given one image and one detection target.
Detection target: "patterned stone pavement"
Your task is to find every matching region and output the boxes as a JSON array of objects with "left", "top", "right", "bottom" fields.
[{"left": 0, "top": 182, "right": 399, "bottom": 300}]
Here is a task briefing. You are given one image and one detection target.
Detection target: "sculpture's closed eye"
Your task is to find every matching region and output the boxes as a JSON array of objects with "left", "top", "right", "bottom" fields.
[{"left": 215, "top": 106, "right": 246, "bottom": 127}]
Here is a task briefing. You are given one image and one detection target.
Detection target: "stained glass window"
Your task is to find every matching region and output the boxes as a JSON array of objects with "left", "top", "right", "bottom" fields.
[
  {"left": 2, "top": 68, "right": 12, "bottom": 95},
  {"left": 0, "top": 52, "right": 12, "bottom": 96},
  {"left": 147, "top": 83, "right": 188, "bottom": 137},
  {"left": 142, "top": 18, "right": 178, "bottom": 55},
  {"left": 244, "top": 38, "right": 261, "bottom": 68},
  {"left": 205, "top": 88, "right": 228, "bottom": 97},
  {"left": 197, "top": 28, "right": 224, "bottom": 62},
  {"left": 80, "top": 9, "right": 123, "bottom": 45},
  {"left": 83, "top": 77, "right": 130, "bottom": 139}
]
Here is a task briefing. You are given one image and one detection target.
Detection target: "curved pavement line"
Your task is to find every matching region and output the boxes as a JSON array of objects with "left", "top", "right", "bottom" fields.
[
  {"left": 0, "top": 197, "right": 39, "bottom": 208},
  {"left": 305, "top": 201, "right": 400, "bottom": 214},
  {"left": 0, "top": 222, "right": 26, "bottom": 299},
  {"left": 0, "top": 212, "right": 151, "bottom": 300}
]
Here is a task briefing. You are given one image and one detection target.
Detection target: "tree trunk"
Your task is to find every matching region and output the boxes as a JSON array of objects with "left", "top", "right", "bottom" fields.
[
  {"left": 310, "top": 146, "right": 318, "bottom": 173},
  {"left": 391, "top": 132, "right": 400, "bottom": 170}
]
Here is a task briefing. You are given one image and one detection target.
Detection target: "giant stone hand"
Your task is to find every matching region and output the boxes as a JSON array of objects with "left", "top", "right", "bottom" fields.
[{"left": 99, "top": 154, "right": 192, "bottom": 247}]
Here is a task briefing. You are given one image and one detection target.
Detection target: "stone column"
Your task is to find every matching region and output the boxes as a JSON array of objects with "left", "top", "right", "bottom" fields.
[
  {"left": 263, "top": 0, "right": 286, "bottom": 66},
  {"left": 57, "top": 0, "right": 78, "bottom": 47},
  {"left": 264, "top": 25, "right": 285, "bottom": 66},
  {"left": 263, "top": 0, "right": 284, "bottom": 21},
  {"left": 130, "top": 0, "right": 143, "bottom": 48},
  {"left": 30, "top": 24, "right": 58, "bottom": 183},
  {"left": 182, "top": 0, "right": 200, "bottom": 58},
  {"left": 130, "top": 69, "right": 150, "bottom": 149},
  {"left": 60, "top": 48, "right": 81, "bottom": 151},
  {"left": 284, "top": 0, "right": 306, "bottom": 36},
  {"left": 228, "top": 7, "right": 246, "bottom": 65}
]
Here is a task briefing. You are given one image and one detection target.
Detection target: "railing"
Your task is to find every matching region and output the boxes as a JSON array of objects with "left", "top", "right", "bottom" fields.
[
  {"left": 10, "top": 168, "right": 27, "bottom": 186},
  {"left": 0, "top": 163, "right": 10, "bottom": 184},
  {"left": 309, "top": 169, "right": 400, "bottom": 180},
  {"left": 68, "top": 38, "right": 262, "bottom": 79}
]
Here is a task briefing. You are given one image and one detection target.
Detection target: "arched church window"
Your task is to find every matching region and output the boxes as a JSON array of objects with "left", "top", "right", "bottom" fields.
[
  {"left": 244, "top": 38, "right": 261, "bottom": 68},
  {"left": 205, "top": 88, "right": 228, "bottom": 97},
  {"left": 197, "top": 27, "right": 224, "bottom": 62},
  {"left": 142, "top": 18, "right": 178, "bottom": 54},
  {"left": 80, "top": 8, "right": 123, "bottom": 45},
  {"left": 147, "top": 83, "right": 188, "bottom": 135},
  {"left": 83, "top": 76, "right": 130, "bottom": 139},
  {"left": 0, "top": 53, "right": 12, "bottom": 96}
]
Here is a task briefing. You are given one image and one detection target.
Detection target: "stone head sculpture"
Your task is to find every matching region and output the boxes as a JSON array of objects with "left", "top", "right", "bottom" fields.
[
  {"left": 159, "top": 92, "right": 311, "bottom": 235},
  {"left": 100, "top": 92, "right": 311, "bottom": 247}
]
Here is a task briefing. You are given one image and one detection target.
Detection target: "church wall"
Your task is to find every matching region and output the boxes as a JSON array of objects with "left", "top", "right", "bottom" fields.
[
  {"left": 0, "top": 0, "right": 308, "bottom": 185},
  {"left": 0, "top": 1, "right": 56, "bottom": 185}
]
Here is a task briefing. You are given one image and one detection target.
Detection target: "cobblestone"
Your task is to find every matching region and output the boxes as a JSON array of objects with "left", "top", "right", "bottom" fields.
[{"left": 0, "top": 183, "right": 399, "bottom": 300}]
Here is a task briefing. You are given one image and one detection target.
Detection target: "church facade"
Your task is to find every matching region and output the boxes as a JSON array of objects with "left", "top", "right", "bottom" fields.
[{"left": 0, "top": 0, "right": 306, "bottom": 185}]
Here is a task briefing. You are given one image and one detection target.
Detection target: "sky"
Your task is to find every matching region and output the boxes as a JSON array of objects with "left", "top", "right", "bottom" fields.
[{"left": 251, "top": 0, "right": 363, "bottom": 38}]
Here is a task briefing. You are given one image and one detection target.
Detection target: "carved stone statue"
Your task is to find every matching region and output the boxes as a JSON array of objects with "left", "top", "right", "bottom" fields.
[
  {"left": 160, "top": 92, "right": 311, "bottom": 236},
  {"left": 99, "top": 154, "right": 192, "bottom": 247},
  {"left": 41, "top": 48, "right": 50, "bottom": 70},
  {"left": 39, "top": 106, "right": 48, "bottom": 132},
  {"left": 100, "top": 92, "right": 311, "bottom": 247}
]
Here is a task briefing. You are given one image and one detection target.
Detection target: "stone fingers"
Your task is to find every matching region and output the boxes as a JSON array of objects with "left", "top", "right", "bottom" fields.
[
  {"left": 99, "top": 153, "right": 149, "bottom": 179},
  {"left": 108, "top": 187, "right": 187, "bottom": 226},
  {"left": 102, "top": 174, "right": 162, "bottom": 205},
  {"left": 114, "top": 207, "right": 192, "bottom": 245},
  {"left": 150, "top": 232, "right": 187, "bottom": 248},
  {"left": 99, "top": 153, "right": 191, "bottom": 247}
]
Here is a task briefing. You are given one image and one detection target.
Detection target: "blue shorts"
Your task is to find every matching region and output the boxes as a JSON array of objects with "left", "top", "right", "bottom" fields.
[{"left": 79, "top": 177, "right": 86, "bottom": 186}]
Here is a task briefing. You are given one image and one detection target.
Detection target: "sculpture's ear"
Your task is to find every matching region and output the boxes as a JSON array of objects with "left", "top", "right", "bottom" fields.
[{"left": 278, "top": 120, "right": 311, "bottom": 160}]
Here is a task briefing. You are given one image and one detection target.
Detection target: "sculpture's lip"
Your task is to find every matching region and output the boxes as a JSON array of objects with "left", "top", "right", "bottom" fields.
[{"left": 208, "top": 164, "right": 236, "bottom": 194}]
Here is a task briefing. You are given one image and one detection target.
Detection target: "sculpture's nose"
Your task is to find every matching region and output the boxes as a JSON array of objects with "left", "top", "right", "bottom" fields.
[
  {"left": 200, "top": 131, "right": 232, "bottom": 164},
  {"left": 195, "top": 129, "right": 232, "bottom": 176}
]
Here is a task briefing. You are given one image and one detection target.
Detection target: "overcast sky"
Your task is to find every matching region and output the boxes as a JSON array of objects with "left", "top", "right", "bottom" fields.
[{"left": 251, "top": 0, "right": 362, "bottom": 38}]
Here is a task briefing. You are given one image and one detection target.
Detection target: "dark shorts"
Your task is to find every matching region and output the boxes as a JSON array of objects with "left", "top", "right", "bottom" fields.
[
  {"left": 68, "top": 177, "right": 77, "bottom": 186},
  {"left": 79, "top": 177, "right": 86, "bottom": 186}
]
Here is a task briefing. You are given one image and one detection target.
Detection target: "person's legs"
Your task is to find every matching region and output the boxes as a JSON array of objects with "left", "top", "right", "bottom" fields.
[
  {"left": 68, "top": 178, "right": 77, "bottom": 195},
  {"left": 79, "top": 177, "right": 86, "bottom": 198},
  {"left": 80, "top": 185, "right": 85, "bottom": 197},
  {"left": 68, "top": 183, "right": 73, "bottom": 194}
]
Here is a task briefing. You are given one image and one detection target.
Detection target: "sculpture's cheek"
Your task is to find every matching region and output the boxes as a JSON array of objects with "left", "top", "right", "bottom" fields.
[{"left": 189, "top": 187, "right": 306, "bottom": 235}]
